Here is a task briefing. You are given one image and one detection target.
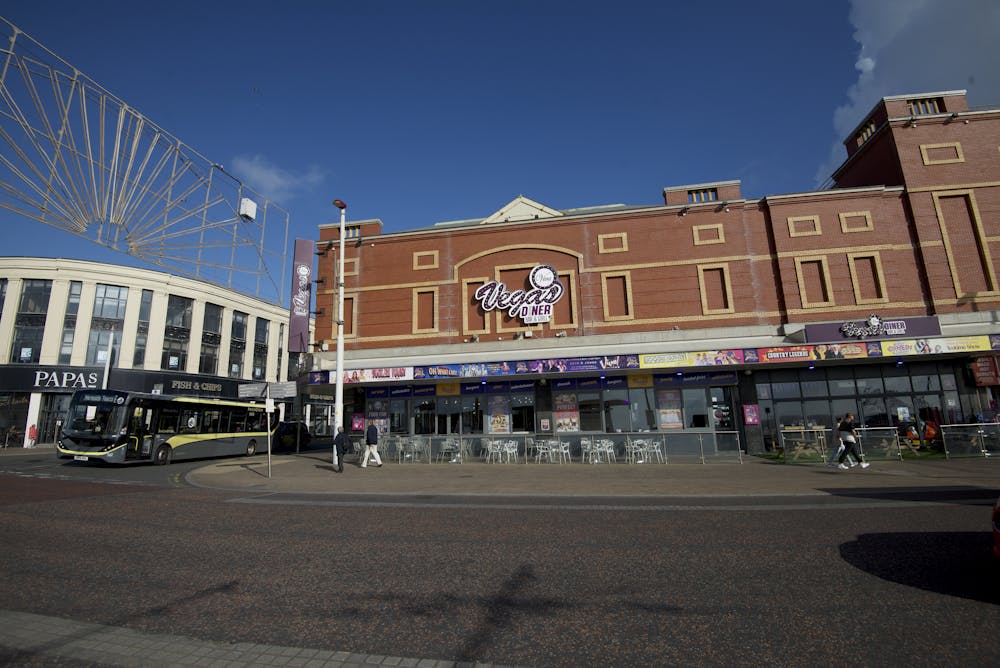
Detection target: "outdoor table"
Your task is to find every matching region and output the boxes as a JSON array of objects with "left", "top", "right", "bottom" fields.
[{"left": 780, "top": 428, "right": 828, "bottom": 461}]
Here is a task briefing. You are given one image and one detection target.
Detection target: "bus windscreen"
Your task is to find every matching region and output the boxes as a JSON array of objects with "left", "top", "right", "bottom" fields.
[{"left": 66, "top": 391, "right": 127, "bottom": 435}]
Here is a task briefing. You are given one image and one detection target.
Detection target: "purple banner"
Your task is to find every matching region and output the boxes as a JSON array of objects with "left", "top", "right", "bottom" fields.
[{"left": 288, "top": 239, "right": 313, "bottom": 353}]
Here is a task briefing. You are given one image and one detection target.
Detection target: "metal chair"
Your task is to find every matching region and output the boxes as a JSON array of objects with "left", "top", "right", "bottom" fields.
[
  {"left": 534, "top": 439, "right": 553, "bottom": 463},
  {"left": 484, "top": 439, "right": 504, "bottom": 463},
  {"left": 438, "top": 438, "right": 462, "bottom": 463}
]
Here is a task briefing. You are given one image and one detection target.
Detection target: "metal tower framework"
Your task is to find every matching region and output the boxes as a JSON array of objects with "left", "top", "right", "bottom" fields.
[{"left": 0, "top": 17, "right": 290, "bottom": 304}]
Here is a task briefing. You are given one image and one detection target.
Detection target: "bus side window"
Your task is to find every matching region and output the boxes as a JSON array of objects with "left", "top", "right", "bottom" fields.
[
  {"left": 181, "top": 410, "right": 199, "bottom": 433},
  {"left": 229, "top": 407, "right": 247, "bottom": 432},
  {"left": 158, "top": 408, "right": 179, "bottom": 434},
  {"left": 202, "top": 410, "right": 221, "bottom": 433}
]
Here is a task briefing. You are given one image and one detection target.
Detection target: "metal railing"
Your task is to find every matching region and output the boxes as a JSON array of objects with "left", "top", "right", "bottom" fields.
[
  {"left": 940, "top": 423, "right": 1000, "bottom": 459},
  {"left": 368, "top": 431, "right": 744, "bottom": 465},
  {"left": 775, "top": 423, "right": 999, "bottom": 463}
]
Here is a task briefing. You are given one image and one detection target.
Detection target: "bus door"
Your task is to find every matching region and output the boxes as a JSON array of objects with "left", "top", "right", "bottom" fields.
[{"left": 125, "top": 405, "right": 155, "bottom": 461}]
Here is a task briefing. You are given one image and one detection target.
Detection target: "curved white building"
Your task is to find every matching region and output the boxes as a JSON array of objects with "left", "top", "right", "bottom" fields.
[{"left": 0, "top": 257, "right": 290, "bottom": 446}]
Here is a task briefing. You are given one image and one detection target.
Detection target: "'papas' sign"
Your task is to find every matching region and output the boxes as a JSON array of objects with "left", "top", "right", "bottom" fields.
[{"left": 474, "top": 264, "right": 564, "bottom": 324}]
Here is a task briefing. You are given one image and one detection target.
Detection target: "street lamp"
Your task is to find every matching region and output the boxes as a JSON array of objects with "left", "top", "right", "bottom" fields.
[{"left": 332, "top": 198, "right": 347, "bottom": 444}]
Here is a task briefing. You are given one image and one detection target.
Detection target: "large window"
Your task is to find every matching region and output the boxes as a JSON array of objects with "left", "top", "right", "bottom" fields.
[
  {"left": 436, "top": 396, "right": 461, "bottom": 435},
  {"left": 252, "top": 317, "right": 269, "bottom": 380},
  {"left": 682, "top": 388, "right": 710, "bottom": 428},
  {"left": 87, "top": 284, "right": 129, "bottom": 365},
  {"left": 604, "top": 388, "right": 629, "bottom": 432},
  {"left": 58, "top": 281, "right": 82, "bottom": 364},
  {"left": 229, "top": 311, "right": 247, "bottom": 378},
  {"left": 161, "top": 295, "right": 192, "bottom": 371},
  {"left": 629, "top": 387, "right": 657, "bottom": 431},
  {"left": 461, "top": 395, "right": 483, "bottom": 434},
  {"left": 200, "top": 303, "right": 222, "bottom": 375},
  {"left": 510, "top": 392, "right": 535, "bottom": 432},
  {"left": 133, "top": 289, "right": 153, "bottom": 368},
  {"left": 413, "top": 396, "right": 436, "bottom": 434},
  {"left": 92, "top": 284, "right": 129, "bottom": 319},
  {"left": 389, "top": 398, "right": 408, "bottom": 435},
  {"left": 277, "top": 323, "right": 285, "bottom": 381},
  {"left": 10, "top": 279, "right": 51, "bottom": 363},
  {"left": 577, "top": 391, "right": 602, "bottom": 431},
  {"left": 754, "top": 363, "right": 963, "bottom": 436}
]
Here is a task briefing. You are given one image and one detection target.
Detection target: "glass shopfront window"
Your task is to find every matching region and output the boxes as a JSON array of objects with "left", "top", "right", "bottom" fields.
[
  {"left": 388, "top": 399, "right": 408, "bottom": 435},
  {"left": 578, "top": 391, "right": 602, "bottom": 431},
  {"left": 856, "top": 373, "right": 884, "bottom": 395},
  {"left": 413, "top": 397, "right": 435, "bottom": 434},
  {"left": 827, "top": 367, "right": 856, "bottom": 396},
  {"left": 510, "top": 393, "right": 535, "bottom": 432},
  {"left": 756, "top": 363, "right": 964, "bottom": 431},
  {"left": 682, "top": 388, "right": 710, "bottom": 429},
  {"left": 436, "top": 396, "right": 461, "bottom": 435},
  {"left": 883, "top": 366, "right": 912, "bottom": 394},
  {"left": 603, "top": 388, "right": 629, "bottom": 432},
  {"left": 710, "top": 387, "right": 735, "bottom": 430},
  {"left": 629, "top": 387, "right": 657, "bottom": 431},
  {"left": 461, "top": 395, "right": 483, "bottom": 434}
]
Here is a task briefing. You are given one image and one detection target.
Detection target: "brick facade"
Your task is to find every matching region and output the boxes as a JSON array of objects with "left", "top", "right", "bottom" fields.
[{"left": 312, "top": 91, "right": 998, "bottom": 352}]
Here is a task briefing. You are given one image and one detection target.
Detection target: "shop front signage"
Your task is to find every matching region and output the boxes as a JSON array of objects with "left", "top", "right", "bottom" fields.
[
  {"left": 33, "top": 369, "right": 101, "bottom": 390},
  {"left": 972, "top": 356, "right": 999, "bottom": 386},
  {"left": 805, "top": 315, "right": 941, "bottom": 342},
  {"left": 0, "top": 366, "right": 103, "bottom": 392},
  {"left": 474, "top": 264, "right": 564, "bottom": 324}
]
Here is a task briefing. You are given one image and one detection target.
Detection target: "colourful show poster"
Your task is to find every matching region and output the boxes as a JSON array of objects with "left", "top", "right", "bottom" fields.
[
  {"left": 554, "top": 392, "right": 580, "bottom": 432},
  {"left": 656, "top": 389, "right": 683, "bottom": 429},
  {"left": 487, "top": 394, "right": 511, "bottom": 434},
  {"left": 756, "top": 346, "right": 813, "bottom": 363},
  {"left": 881, "top": 336, "right": 991, "bottom": 357},
  {"left": 640, "top": 351, "right": 693, "bottom": 369}
]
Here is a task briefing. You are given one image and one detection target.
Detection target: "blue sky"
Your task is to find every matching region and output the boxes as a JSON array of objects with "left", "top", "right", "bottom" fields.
[{"left": 2, "top": 0, "right": 999, "bottom": 302}]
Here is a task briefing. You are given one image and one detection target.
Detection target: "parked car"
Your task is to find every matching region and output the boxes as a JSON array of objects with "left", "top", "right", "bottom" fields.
[
  {"left": 993, "top": 495, "right": 1000, "bottom": 560},
  {"left": 274, "top": 421, "right": 311, "bottom": 451}
]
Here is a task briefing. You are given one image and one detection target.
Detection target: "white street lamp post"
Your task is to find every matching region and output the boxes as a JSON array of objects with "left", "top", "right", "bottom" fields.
[{"left": 332, "top": 199, "right": 347, "bottom": 439}]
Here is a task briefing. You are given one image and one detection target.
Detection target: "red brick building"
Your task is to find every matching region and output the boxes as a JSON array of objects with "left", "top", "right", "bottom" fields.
[{"left": 306, "top": 90, "right": 999, "bottom": 457}]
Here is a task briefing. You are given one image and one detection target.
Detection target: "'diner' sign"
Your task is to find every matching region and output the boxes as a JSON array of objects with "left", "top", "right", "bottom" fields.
[{"left": 474, "top": 264, "right": 564, "bottom": 324}]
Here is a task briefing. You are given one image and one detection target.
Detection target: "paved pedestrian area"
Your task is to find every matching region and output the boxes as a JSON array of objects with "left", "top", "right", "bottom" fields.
[
  {"left": 185, "top": 449, "right": 1000, "bottom": 498},
  {"left": 0, "top": 609, "right": 517, "bottom": 668}
]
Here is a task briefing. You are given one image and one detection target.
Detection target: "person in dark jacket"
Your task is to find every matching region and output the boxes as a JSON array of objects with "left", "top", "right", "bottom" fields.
[
  {"left": 837, "top": 412, "right": 870, "bottom": 469},
  {"left": 333, "top": 426, "right": 346, "bottom": 472},
  {"left": 362, "top": 422, "right": 383, "bottom": 468}
]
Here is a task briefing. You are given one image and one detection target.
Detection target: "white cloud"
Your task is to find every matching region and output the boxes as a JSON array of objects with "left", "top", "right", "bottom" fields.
[
  {"left": 816, "top": 0, "right": 1000, "bottom": 184},
  {"left": 229, "top": 154, "right": 325, "bottom": 204}
]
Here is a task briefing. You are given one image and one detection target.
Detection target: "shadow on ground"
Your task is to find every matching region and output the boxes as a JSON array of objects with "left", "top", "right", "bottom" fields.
[
  {"left": 820, "top": 485, "right": 1000, "bottom": 507},
  {"left": 840, "top": 531, "right": 1000, "bottom": 605}
]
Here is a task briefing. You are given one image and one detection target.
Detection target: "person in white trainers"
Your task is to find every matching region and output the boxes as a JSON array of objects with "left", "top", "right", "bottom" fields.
[
  {"left": 361, "top": 421, "right": 383, "bottom": 468},
  {"left": 827, "top": 416, "right": 855, "bottom": 467},
  {"left": 837, "top": 412, "right": 869, "bottom": 469}
]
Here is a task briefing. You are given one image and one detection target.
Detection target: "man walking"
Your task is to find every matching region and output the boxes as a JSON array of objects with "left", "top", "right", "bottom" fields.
[
  {"left": 361, "top": 421, "right": 383, "bottom": 468},
  {"left": 333, "top": 426, "right": 346, "bottom": 473}
]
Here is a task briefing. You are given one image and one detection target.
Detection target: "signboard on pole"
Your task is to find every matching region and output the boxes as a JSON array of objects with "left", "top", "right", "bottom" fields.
[
  {"left": 267, "top": 381, "right": 298, "bottom": 399},
  {"left": 238, "top": 383, "right": 267, "bottom": 399},
  {"left": 238, "top": 381, "right": 296, "bottom": 399}
]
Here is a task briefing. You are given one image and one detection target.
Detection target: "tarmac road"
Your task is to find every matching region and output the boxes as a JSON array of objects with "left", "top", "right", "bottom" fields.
[{"left": 1, "top": 448, "right": 999, "bottom": 667}]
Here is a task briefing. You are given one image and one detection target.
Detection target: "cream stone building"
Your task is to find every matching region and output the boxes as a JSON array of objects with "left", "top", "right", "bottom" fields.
[{"left": 0, "top": 257, "right": 290, "bottom": 445}]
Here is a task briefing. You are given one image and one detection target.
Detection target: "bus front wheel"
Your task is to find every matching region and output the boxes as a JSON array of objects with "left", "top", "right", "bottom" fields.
[
  {"left": 246, "top": 440, "right": 257, "bottom": 456},
  {"left": 154, "top": 445, "right": 171, "bottom": 466}
]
